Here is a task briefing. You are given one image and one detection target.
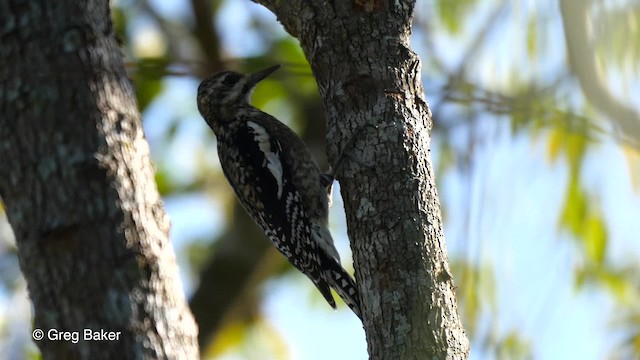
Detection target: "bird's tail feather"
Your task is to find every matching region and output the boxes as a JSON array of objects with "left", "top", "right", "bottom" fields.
[{"left": 321, "top": 253, "right": 362, "bottom": 320}]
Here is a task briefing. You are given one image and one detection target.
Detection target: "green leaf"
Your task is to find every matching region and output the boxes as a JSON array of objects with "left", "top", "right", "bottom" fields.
[
  {"left": 132, "top": 58, "right": 170, "bottom": 111},
  {"left": 154, "top": 168, "right": 171, "bottom": 196},
  {"left": 204, "top": 322, "right": 248, "bottom": 358},
  {"left": 436, "top": 0, "right": 478, "bottom": 34},
  {"left": 546, "top": 127, "right": 564, "bottom": 162},
  {"left": 559, "top": 177, "right": 587, "bottom": 236},
  {"left": 450, "top": 260, "right": 497, "bottom": 337},
  {"left": 574, "top": 265, "right": 587, "bottom": 291},
  {"left": 599, "top": 269, "right": 633, "bottom": 303},
  {"left": 526, "top": 15, "right": 537, "bottom": 59},
  {"left": 110, "top": 5, "right": 127, "bottom": 44},
  {"left": 583, "top": 214, "right": 607, "bottom": 266},
  {"left": 496, "top": 330, "right": 533, "bottom": 360}
]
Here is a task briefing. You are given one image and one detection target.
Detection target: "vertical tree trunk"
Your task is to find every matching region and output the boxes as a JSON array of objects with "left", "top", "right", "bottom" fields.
[
  {"left": 254, "top": 1, "right": 470, "bottom": 358},
  {"left": 0, "top": 1, "right": 198, "bottom": 359}
]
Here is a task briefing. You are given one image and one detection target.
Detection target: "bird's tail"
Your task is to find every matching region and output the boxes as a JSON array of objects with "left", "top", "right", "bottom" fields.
[{"left": 321, "top": 252, "right": 362, "bottom": 320}]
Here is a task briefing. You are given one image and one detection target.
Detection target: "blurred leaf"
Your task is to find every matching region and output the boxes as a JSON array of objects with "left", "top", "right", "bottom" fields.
[
  {"left": 255, "top": 318, "right": 289, "bottom": 360},
  {"left": 26, "top": 348, "right": 41, "bottom": 360},
  {"left": 272, "top": 38, "right": 307, "bottom": 65},
  {"left": 205, "top": 322, "right": 248, "bottom": 358},
  {"left": 560, "top": 177, "right": 587, "bottom": 236},
  {"left": 547, "top": 127, "right": 564, "bottom": 162},
  {"left": 132, "top": 57, "right": 170, "bottom": 111},
  {"left": 452, "top": 261, "right": 479, "bottom": 336},
  {"left": 451, "top": 260, "right": 497, "bottom": 338},
  {"left": 271, "top": 39, "right": 317, "bottom": 96},
  {"left": 611, "top": 305, "right": 640, "bottom": 358},
  {"left": 565, "top": 132, "right": 587, "bottom": 172},
  {"left": 204, "top": 316, "right": 289, "bottom": 360},
  {"left": 630, "top": 333, "right": 640, "bottom": 359},
  {"left": 594, "top": 6, "right": 640, "bottom": 73},
  {"left": 546, "top": 116, "right": 588, "bottom": 169},
  {"left": 560, "top": 176, "right": 609, "bottom": 269},
  {"left": 186, "top": 241, "right": 213, "bottom": 273},
  {"left": 136, "top": 77, "right": 163, "bottom": 111},
  {"left": 154, "top": 168, "right": 172, "bottom": 196},
  {"left": 436, "top": 0, "right": 478, "bottom": 34},
  {"left": 480, "top": 262, "right": 497, "bottom": 311},
  {"left": 495, "top": 330, "right": 533, "bottom": 360},
  {"left": 252, "top": 80, "right": 287, "bottom": 110},
  {"left": 574, "top": 265, "right": 637, "bottom": 304},
  {"left": 583, "top": 214, "right": 607, "bottom": 266},
  {"left": 435, "top": 141, "right": 455, "bottom": 222},
  {"left": 599, "top": 269, "right": 633, "bottom": 303},
  {"left": 110, "top": 4, "right": 127, "bottom": 44},
  {"left": 526, "top": 15, "right": 537, "bottom": 59}
]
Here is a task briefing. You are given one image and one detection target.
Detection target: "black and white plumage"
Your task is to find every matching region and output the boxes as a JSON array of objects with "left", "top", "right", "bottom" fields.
[{"left": 197, "top": 65, "right": 361, "bottom": 319}]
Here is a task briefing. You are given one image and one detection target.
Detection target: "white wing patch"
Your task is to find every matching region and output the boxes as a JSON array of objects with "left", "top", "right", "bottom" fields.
[{"left": 247, "top": 121, "right": 284, "bottom": 198}]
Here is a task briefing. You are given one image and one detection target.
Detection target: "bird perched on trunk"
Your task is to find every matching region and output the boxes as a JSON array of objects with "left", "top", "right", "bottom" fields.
[{"left": 197, "top": 65, "right": 361, "bottom": 319}]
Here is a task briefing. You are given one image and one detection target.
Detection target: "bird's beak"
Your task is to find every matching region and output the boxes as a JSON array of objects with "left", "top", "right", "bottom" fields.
[{"left": 247, "top": 64, "right": 281, "bottom": 87}]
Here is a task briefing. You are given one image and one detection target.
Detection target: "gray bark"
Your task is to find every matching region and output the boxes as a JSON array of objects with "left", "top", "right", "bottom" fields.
[
  {"left": 253, "top": 1, "right": 470, "bottom": 358},
  {"left": 0, "top": 1, "right": 198, "bottom": 359}
]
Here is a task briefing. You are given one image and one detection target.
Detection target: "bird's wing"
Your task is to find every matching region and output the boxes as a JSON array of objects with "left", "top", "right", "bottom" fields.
[{"left": 219, "top": 121, "right": 335, "bottom": 306}]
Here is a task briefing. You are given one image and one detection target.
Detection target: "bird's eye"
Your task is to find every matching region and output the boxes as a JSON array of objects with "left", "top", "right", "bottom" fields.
[{"left": 222, "top": 73, "right": 242, "bottom": 87}]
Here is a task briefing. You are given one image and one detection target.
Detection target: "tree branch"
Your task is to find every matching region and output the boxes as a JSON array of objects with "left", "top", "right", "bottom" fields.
[{"left": 560, "top": 0, "right": 640, "bottom": 144}]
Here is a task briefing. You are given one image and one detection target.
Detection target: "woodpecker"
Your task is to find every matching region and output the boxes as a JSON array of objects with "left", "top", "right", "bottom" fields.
[{"left": 197, "top": 65, "right": 361, "bottom": 319}]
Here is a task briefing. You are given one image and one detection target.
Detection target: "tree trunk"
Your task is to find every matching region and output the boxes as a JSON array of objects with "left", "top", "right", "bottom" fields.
[
  {"left": 253, "top": 1, "right": 470, "bottom": 358},
  {"left": 0, "top": 1, "right": 198, "bottom": 359}
]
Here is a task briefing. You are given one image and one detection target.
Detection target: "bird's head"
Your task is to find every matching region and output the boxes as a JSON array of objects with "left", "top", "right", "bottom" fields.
[{"left": 197, "top": 65, "right": 281, "bottom": 132}]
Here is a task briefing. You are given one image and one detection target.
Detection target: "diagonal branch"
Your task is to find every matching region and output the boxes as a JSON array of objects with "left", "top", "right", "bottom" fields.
[{"left": 560, "top": 0, "right": 640, "bottom": 144}]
